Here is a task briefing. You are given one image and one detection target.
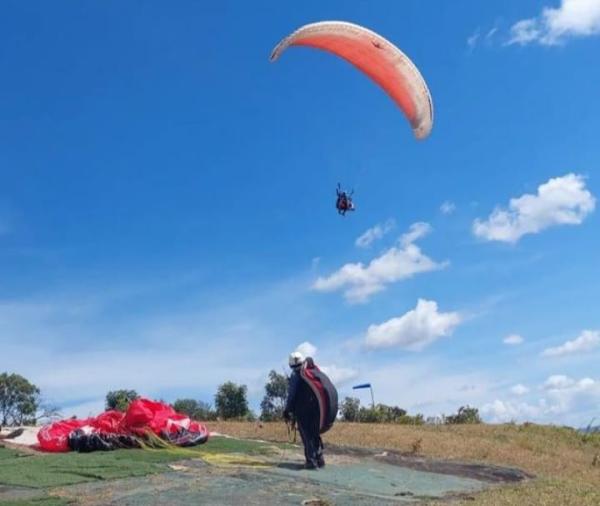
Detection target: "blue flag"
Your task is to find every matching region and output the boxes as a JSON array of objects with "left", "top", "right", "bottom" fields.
[{"left": 352, "top": 383, "right": 371, "bottom": 390}]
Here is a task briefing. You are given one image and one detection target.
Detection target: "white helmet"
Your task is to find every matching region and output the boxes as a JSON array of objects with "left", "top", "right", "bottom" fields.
[{"left": 288, "top": 351, "right": 304, "bottom": 368}]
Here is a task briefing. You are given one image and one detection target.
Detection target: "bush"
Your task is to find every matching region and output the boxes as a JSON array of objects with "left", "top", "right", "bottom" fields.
[
  {"left": 444, "top": 406, "right": 482, "bottom": 425},
  {"left": 397, "top": 413, "right": 425, "bottom": 425},
  {"left": 352, "top": 403, "right": 424, "bottom": 425}
]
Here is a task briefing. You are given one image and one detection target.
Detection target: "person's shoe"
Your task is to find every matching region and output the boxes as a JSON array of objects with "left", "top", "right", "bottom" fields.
[
  {"left": 317, "top": 456, "right": 325, "bottom": 468},
  {"left": 304, "top": 461, "right": 318, "bottom": 470}
]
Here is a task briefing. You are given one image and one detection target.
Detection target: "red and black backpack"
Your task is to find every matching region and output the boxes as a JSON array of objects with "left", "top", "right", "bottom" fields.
[{"left": 300, "top": 358, "right": 339, "bottom": 433}]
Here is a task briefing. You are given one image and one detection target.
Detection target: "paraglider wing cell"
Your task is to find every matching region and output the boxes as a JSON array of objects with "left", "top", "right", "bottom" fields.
[{"left": 270, "top": 21, "right": 433, "bottom": 139}]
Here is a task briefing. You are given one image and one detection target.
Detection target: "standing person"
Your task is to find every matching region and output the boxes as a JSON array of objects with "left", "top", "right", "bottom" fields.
[{"left": 283, "top": 352, "right": 324, "bottom": 470}]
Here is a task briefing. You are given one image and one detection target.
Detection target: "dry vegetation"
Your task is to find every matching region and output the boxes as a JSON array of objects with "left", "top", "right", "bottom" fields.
[{"left": 210, "top": 421, "right": 600, "bottom": 505}]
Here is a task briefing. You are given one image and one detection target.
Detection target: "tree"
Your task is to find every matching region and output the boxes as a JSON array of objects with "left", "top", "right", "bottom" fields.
[
  {"left": 340, "top": 397, "right": 360, "bottom": 422},
  {"left": 105, "top": 389, "right": 139, "bottom": 412},
  {"left": 444, "top": 406, "right": 482, "bottom": 425},
  {"left": 0, "top": 373, "right": 40, "bottom": 426},
  {"left": 172, "top": 399, "right": 217, "bottom": 421},
  {"left": 215, "top": 382, "right": 249, "bottom": 419},
  {"left": 36, "top": 403, "right": 62, "bottom": 424},
  {"left": 260, "top": 370, "right": 288, "bottom": 421}
]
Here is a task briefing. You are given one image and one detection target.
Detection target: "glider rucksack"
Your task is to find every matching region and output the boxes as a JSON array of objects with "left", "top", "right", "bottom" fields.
[{"left": 300, "top": 358, "right": 339, "bottom": 434}]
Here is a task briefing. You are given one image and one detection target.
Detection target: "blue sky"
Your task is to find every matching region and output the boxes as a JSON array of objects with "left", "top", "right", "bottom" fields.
[{"left": 1, "top": 0, "right": 600, "bottom": 427}]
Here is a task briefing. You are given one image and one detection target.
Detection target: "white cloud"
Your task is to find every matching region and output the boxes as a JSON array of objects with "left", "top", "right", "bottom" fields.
[
  {"left": 542, "top": 374, "right": 595, "bottom": 392},
  {"left": 486, "top": 27, "right": 499, "bottom": 40},
  {"left": 543, "top": 374, "right": 576, "bottom": 389},
  {"left": 481, "top": 399, "right": 541, "bottom": 422},
  {"left": 440, "top": 201, "right": 456, "bottom": 215},
  {"left": 503, "top": 334, "right": 524, "bottom": 345},
  {"left": 314, "top": 223, "right": 447, "bottom": 303},
  {"left": 321, "top": 365, "right": 359, "bottom": 386},
  {"left": 483, "top": 374, "right": 599, "bottom": 424},
  {"left": 365, "top": 299, "right": 462, "bottom": 351},
  {"left": 293, "top": 342, "right": 357, "bottom": 386},
  {"left": 473, "top": 174, "right": 595, "bottom": 243},
  {"left": 400, "top": 222, "right": 431, "bottom": 246},
  {"left": 511, "top": 384, "right": 530, "bottom": 396},
  {"left": 508, "top": 0, "right": 600, "bottom": 46},
  {"left": 355, "top": 219, "right": 395, "bottom": 248},
  {"left": 542, "top": 330, "right": 600, "bottom": 357},
  {"left": 467, "top": 26, "right": 498, "bottom": 49},
  {"left": 295, "top": 341, "right": 317, "bottom": 358},
  {"left": 509, "top": 19, "right": 544, "bottom": 45},
  {"left": 467, "top": 29, "right": 481, "bottom": 48},
  {"left": 542, "top": 375, "right": 599, "bottom": 419}
]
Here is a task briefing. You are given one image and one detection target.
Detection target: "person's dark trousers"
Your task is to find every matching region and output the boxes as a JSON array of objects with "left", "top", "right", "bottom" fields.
[{"left": 297, "top": 415, "right": 323, "bottom": 468}]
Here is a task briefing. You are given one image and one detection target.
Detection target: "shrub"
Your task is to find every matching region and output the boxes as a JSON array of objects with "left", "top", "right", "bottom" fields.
[{"left": 444, "top": 406, "right": 482, "bottom": 425}]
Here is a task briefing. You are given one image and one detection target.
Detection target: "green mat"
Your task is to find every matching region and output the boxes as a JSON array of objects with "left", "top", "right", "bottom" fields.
[{"left": 0, "top": 438, "right": 286, "bottom": 489}]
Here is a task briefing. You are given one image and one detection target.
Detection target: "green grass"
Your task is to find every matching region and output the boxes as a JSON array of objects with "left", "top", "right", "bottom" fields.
[
  {"left": 0, "top": 497, "right": 72, "bottom": 506},
  {"left": 0, "top": 450, "right": 167, "bottom": 488},
  {"left": 197, "top": 436, "right": 292, "bottom": 455},
  {"left": 0, "top": 437, "right": 286, "bottom": 490}
]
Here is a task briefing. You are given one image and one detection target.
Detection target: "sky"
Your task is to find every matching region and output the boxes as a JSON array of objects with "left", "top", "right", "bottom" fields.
[{"left": 1, "top": 0, "right": 600, "bottom": 428}]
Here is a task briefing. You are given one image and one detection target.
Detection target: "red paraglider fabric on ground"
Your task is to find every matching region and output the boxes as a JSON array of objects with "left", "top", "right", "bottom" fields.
[
  {"left": 38, "top": 419, "right": 90, "bottom": 453},
  {"left": 37, "top": 398, "right": 210, "bottom": 452}
]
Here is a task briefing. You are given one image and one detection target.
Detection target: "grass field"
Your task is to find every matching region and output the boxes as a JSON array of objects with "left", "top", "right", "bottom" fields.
[{"left": 210, "top": 421, "right": 600, "bottom": 505}]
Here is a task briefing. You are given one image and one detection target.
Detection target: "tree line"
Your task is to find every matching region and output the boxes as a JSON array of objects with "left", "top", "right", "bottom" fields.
[
  {"left": 1, "top": 370, "right": 481, "bottom": 426},
  {"left": 105, "top": 370, "right": 481, "bottom": 425}
]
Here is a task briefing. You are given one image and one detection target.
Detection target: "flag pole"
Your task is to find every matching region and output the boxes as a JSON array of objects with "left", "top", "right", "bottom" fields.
[{"left": 352, "top": 383, "right": 375, "bottom": 410}]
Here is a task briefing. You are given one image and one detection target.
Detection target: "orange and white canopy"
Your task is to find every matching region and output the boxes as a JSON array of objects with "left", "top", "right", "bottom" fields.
[{"left": 270, "top": 21, "right": 433, "bottom": 139}]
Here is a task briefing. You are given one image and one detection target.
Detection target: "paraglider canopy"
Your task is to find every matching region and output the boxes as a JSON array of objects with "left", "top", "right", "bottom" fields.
[{"left": 270, "top": 21, "right": 433, "bottom": 139}]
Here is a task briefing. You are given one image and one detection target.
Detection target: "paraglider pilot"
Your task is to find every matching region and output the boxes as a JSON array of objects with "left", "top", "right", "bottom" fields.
[
  {"left": 283, "top": 352, "right": 325, "bottom": 469},
  {"left": 336, "top": 184, "right": 355, "bottom": 216}
]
